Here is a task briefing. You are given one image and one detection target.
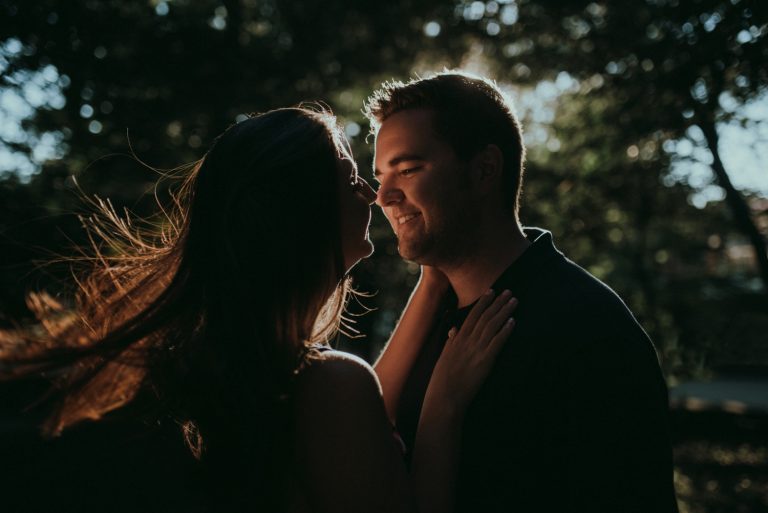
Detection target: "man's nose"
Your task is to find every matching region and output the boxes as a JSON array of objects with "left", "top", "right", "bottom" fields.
[{"left": 375, "top": 181, "right": 404, "bottom": 207}]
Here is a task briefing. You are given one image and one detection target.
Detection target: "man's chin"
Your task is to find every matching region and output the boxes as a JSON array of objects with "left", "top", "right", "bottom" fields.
[{"left": 396, "top": 241, "right": 432, "bottom": 265}]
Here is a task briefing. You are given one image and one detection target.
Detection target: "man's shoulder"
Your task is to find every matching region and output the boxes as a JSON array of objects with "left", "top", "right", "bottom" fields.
[
  {"left": 520, "top": 247, "right": 632, "bottom": 317},
  {"left": 556, "top": 255, "right": 626, "bottom": 305},
  {"left": 516, "top": 228, "right": 630, "bottom": 312},
  {"left": 506, "top": 239, "right": 656, "bottom": 357}
]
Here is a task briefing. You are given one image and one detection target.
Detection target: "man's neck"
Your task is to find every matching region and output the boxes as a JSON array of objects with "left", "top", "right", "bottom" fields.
[{"left": 441, "top": 222, "right": 531, "bottom": 308}]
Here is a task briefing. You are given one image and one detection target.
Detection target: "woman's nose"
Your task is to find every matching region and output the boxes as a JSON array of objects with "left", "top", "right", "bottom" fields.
[{"left": 360, "top": 177, "right": 377, "bottom": 204}]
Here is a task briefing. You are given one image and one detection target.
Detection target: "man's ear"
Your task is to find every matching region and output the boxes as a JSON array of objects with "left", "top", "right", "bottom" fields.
[{"left": 470, "top": 144, "right": 504, "bottom": 193}]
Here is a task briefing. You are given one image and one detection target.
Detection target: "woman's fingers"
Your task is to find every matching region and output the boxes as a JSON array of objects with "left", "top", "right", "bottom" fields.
[
  {"left": 450, "top": 290, "right": 517, "bottom": 352},
  {"left": 466, "top": 290, "right": 513, "bottom": 342},
  {"left": 460, "top": 289, "right": 496, "bottom": 333},
  {"left": 431, "top": 292, "right": 518, "bottom": 412},
  {"left": 486, "top": 317, "right": 516, "bottom": 358},
  {"left": 478, "top": 297, "right": 518, "bottom": 343}
]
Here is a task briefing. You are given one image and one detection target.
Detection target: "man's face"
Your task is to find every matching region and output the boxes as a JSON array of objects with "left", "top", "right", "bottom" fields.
[{"left": 373, "top": 109, "right": 474, "bottom": 265}]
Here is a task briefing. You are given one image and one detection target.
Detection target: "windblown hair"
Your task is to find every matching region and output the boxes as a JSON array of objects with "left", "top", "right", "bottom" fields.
[
  {"left": 0, "top": 107, "right": 352, "bottom": 462},
  {"left": 363, "top": 70, "right": 526, "bottom": 216}
]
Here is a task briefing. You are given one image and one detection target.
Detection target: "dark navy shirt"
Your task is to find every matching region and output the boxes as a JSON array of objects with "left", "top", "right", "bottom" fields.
[{"left": 396, "top": 228, "right": 678, "bottom": 513}]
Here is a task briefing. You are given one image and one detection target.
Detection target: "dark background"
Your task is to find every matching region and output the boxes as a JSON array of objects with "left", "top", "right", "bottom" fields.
[{"left": 1, "top": 1, "right": 767, "bottom": 511}]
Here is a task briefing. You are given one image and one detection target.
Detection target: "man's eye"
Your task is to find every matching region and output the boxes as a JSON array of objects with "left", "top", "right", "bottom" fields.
[{"left": 400, "top": 167, "right": 420, "bottom": 175}]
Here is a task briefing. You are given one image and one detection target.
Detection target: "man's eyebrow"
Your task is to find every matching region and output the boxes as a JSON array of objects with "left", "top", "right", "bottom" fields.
[{"left": 373, "top": 153, "right": 425, "bottom": 178}]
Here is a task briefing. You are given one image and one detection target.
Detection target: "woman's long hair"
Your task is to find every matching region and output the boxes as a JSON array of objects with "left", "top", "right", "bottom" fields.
[{"left": 0, "top": 107, "right": 353, "bottom": 460}]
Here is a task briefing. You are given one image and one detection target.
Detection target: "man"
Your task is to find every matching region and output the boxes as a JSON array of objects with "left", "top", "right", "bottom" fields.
[{"left": 365, "top": 72, "right": 678, "bottom": 512}]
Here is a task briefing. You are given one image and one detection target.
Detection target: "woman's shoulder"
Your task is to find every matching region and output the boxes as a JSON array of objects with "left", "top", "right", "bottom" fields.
[
  {"left": 295, "top": 349, "right": 381, "bottom": 396},
  {"left": 292, "top": 349, "right": 384, "bottom": 422}
]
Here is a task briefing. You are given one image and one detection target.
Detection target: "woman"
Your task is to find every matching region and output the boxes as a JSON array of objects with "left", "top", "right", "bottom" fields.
[{"left": 0, "top": 106, "right": 517, "bottom": 512}]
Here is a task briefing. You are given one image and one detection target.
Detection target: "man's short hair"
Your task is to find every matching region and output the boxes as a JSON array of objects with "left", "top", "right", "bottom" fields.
[{"left": 363, "top": 71, "right": 526, "bottom": 216}]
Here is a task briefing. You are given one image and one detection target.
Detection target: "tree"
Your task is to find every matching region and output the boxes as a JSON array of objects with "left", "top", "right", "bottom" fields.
[{"left": 521, "top": 85, "right": 768, "bottom": 377}]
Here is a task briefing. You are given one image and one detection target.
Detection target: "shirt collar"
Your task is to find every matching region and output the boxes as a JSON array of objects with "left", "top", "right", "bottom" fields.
[{"left": 446, "top": 227, "right": 561, "bottom": 323}]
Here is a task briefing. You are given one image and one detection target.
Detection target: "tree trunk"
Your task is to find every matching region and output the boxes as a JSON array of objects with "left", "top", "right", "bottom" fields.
[{"left": 696, "top": 116, "right": 768, "bottom": 295}]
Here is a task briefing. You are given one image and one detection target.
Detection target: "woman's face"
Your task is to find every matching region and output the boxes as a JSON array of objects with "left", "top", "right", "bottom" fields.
[{"left": 337, "top": 151, "right": 377, "bottom": 272}]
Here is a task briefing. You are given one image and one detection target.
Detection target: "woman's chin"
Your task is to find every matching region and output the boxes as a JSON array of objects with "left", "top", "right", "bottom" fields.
[
  {"left": 344, "top": 240, "right": 374, "bottom": 273},
  {"left": 363, "top": 238, "right": 374, "bottom": 257}
]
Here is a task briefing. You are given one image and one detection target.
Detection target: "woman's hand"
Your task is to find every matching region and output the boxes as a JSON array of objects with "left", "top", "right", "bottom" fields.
[
  {"left": 373, "top": 266, "right": 451, "bottom": 424},
  {"left": 426, "top": 289, "right": 518, "bottom": 415},
  {"left": 419, "top": 265, "right": 450, "bottom": 295},
  {"left": 412, "top": 290, "right": 517, "bottom": 513}
]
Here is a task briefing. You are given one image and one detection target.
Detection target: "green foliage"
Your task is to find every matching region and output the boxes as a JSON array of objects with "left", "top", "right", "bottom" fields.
[{"left": 522, "top": 87, "right": 767, "bottom": 379}]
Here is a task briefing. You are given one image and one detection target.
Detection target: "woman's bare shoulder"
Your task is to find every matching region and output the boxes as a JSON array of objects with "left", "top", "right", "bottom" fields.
[
  {"left": 292, "top": 354, "right": 411, "bottom": 513},
  {"left": 297, "top": 350, "right": 380, "bottom": 390},
  {"left": 294, "top": 349, "right": 383, "bottom": 401}
]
